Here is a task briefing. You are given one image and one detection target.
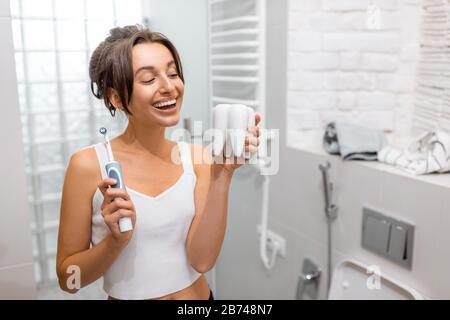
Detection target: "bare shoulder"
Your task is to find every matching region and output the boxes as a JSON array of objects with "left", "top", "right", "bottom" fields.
[
  {"left": 68, "top": 147, "right": 98, "bottom": 174},
  {"left": 65, "top": 146, "right": 101, "bottom": 194}
]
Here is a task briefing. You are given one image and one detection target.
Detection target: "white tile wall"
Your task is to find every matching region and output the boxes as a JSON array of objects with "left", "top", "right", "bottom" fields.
[
  {"left": 434, "top": 190, "right": 450, "bottom": 298},
  {"left": 376, "top": 172, "right": 446, "bottom": 298},
  {"left": 304, "top": 150, "right": 450, "bottom": 300},
  {"left": 222, "top": 146, "right": 450, "bottom": 299}
]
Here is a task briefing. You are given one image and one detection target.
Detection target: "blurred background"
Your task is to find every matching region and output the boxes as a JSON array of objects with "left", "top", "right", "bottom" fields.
[{"left": 1, "top": 0, "right": 450, "bottom": 300}]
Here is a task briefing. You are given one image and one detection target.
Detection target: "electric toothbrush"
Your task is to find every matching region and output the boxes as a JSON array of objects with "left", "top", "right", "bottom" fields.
[{"left": 99, "top": 127, "right": 133, "bottom": 233}]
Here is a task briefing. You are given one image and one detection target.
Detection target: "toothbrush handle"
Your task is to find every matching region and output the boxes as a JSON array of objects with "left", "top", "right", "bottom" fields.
[{"left": 105, "top": 161, "right": 133, "bottom": 233}]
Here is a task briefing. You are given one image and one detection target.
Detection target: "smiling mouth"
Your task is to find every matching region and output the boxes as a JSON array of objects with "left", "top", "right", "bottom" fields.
[{"left": 152, "top": 99, "right": 177, "bottom": 110}]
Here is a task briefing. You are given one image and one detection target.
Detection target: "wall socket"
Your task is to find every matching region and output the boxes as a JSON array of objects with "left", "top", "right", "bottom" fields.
[{"left": 256, "top": 226, "right": 287, "bottom": 258}]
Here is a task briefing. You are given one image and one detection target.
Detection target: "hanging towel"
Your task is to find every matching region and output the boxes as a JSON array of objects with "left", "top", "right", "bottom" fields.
[
  {"left": 377, "top": 130, "right": 450, "bottom": 175},
  {"left": 323, "top": 122, "right": 387, "bottom": 160}
]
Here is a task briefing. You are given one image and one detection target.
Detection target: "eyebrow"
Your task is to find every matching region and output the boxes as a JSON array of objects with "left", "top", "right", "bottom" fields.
[{"left": 135, "top": 61, "right": 176, "bottom": 76}]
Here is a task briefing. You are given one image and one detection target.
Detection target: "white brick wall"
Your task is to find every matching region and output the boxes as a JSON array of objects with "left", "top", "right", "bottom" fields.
[
  {"left": 323, "top": 33, "right": 401, "bottom": 52},
  {"left": 287, "top": 0, "right": 422, "bottom": 146},
  {"left": 322, "top": 0, "right": 371, "bottom": 11}
]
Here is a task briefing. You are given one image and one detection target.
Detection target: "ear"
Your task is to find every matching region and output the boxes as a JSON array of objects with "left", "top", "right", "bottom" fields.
[{"left": 108, "top": 89, "right": 123, "bottom": 110}]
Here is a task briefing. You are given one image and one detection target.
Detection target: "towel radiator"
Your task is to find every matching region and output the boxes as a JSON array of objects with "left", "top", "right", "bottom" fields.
[{"left": 207, "top": 0, "right": 266, "bottom": 128}]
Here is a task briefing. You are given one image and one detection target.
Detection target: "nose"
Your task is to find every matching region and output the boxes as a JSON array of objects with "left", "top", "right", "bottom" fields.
[{"left": 159, "top": 74, "right": 175, "bottom": 94}]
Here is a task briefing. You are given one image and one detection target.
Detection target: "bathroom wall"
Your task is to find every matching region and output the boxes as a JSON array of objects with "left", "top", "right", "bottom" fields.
[
  {"left": 286, "top": 0, "right": 421, "bottom": 148},
  {"left": 0, "top": 0, "right": 36, "bottom": 299},
  {"left": 216, "top": 0, "right": 450, "bottom": 300},
  {"left": 143, "top": 0, "right": 210, "bottom": 137}
]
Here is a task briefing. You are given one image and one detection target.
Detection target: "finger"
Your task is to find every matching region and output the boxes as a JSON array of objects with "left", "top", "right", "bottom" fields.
[
  {"left": 105, "top": 188, "right": 131, "bottom": 201},
  {"left": 109, "top": 209, "right": 135, "bottom": 224},
  {"left": 225, "top": 156, "right": 245, "bottom": 167},
  {"left": 103, "top": 213, "right": 124, "bottom": 234},
  {"left": 245, "top": 136, "right": 259, "bottom": 146},
  {"left": 106, "top": 198, "right": 134, "bottom": 215},
  {"left": 98, "top": 178, "right": 118, "bottom": 196},
  {"left": 101, "top": 195, "right": 132, "bottom": 215},
  {"left": 244, "top": 145, "right": 258, "bottom": 154},
  {"left": 101, "top": 189, "right": 130, "bottom": 211},
  {"left": 255, "top": 113, "right": 261, "bottom": 126},
  {"left": 247, "top": 125, "right": 260, "bottom": 138}
]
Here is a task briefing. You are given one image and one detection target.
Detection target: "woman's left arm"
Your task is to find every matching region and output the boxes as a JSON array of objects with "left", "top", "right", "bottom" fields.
[{"left": 186, "top": 115, "right": 261, "bottom": 273}]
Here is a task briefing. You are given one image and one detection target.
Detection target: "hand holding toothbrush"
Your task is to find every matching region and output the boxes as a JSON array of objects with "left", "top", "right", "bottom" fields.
[
  {"left": 98, "top": 178, "right": 136, "bottom": 246},
  {"left": 99, "top": 127, "right": 134, "bottom": 234}
]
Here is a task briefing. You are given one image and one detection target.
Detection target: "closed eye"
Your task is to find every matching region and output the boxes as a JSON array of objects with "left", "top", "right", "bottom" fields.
[{"left": 142, "top": 78, "right": 156, "bottom": 84}]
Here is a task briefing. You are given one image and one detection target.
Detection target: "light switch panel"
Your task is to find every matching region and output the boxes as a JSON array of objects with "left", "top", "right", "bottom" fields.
[
  {"left": 362, "top": 206, "right": 414, "bottom": 269},
  {"left": 362, "top": 215, "right": 391, "bottom": 254},
  {"left": 388, "top": 225, "right": 407, "bottom": 261}
]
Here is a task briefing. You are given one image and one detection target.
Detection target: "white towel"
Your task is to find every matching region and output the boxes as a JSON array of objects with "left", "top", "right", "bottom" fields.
[{"left": 377, "top": 131, "right": 450, "bottom": 175}]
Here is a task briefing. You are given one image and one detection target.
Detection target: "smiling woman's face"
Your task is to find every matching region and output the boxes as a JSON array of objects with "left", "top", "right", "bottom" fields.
[{"left": 127, "top": 42, "right": 184, "bottom": 128}]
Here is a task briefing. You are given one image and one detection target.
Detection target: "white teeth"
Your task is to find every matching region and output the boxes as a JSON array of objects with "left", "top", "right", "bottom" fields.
[{"left": 153, "top": 99, "right": 176, "bottom": 108}]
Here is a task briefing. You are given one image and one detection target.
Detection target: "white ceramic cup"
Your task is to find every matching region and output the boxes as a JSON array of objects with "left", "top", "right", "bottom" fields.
[
  {"left": 212, "top": 104, "right": 256, "bottom": 158},
  {"left": 212, "top": 104, "right": 229, "bottom": 156}
]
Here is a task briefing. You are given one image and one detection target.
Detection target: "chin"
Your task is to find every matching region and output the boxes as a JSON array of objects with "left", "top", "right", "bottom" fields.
[{"left": 159, "top": 114, "right": 180, "bottom": 128}]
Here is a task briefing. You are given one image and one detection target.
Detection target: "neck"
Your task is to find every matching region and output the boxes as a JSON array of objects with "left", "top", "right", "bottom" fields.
[{"left": 119, "top": 120, "right": 168, "bottom": 155}]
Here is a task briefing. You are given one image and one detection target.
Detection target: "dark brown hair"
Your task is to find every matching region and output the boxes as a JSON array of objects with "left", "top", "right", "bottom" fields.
[{"left": 89, "top": 24, "right": 184, "bottom": 116}]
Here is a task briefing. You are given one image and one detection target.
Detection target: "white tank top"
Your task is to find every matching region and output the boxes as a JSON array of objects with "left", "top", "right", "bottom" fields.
[{"left": 90, "top": 141, "right": 201, "bottom": 299}]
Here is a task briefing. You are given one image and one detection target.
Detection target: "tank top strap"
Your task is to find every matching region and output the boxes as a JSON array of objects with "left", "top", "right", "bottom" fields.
[
  {"left": 177, "top": 141, "right": 194, "bottom": 175},
  {"left": 94, "top": 141, "right": 193, "bottom": 179},
  {"left": 93, "top": 142, "right": 109, "bottom": 180}
]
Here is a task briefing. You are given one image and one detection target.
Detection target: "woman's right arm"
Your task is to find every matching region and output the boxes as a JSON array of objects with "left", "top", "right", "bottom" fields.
[{"left": 56, "top": 150, "right": 135, "bottom": 293}]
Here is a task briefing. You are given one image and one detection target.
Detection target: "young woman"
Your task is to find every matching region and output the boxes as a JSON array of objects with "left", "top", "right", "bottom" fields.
[{"left": 56, "top": 25, "right": 260, "bottom": 300}]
